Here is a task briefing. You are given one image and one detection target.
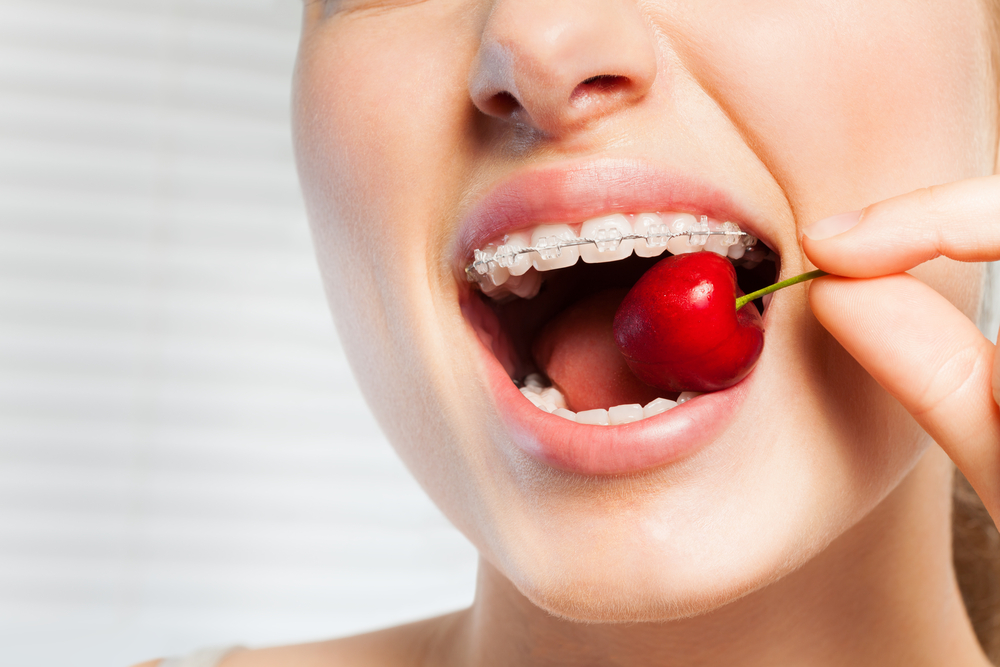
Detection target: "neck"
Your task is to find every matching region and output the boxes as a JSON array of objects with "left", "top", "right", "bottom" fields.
[{"left": 444, "top": 447, "right": 988, "bottom": 667}]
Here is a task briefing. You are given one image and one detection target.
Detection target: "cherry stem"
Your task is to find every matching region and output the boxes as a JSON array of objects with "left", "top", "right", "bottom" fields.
[{"left": 735, "top": 269, "right": 829, "bottom": 311}]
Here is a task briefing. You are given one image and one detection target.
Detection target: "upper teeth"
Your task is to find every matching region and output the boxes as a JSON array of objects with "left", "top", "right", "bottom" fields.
[{"left": 467, "top": 212, "right": 756, "bottom": 289}]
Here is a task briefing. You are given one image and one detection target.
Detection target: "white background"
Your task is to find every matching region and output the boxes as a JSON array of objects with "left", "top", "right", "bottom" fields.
[{"left": 0, "top": 1, "right": 478, "bottom": 665}]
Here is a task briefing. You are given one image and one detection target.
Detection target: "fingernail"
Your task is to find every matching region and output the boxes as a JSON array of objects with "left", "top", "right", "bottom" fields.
[{"left": 803, "top": 210, "right": 861, "bottom": 241}]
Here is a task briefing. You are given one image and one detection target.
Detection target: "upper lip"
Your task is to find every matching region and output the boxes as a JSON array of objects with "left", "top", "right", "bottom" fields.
[{"left": 453, "top": 157, "right": 775, "bottom": 279}]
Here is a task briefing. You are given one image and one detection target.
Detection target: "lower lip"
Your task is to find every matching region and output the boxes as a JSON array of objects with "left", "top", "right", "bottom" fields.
[{"left": 476, "top": 340, "right": 750, "bottom": 476}]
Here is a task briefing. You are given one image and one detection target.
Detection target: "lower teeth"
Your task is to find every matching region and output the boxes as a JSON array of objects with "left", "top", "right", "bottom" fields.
[{"left": 518, "top": 375, "right": 700, "bottom": 425}]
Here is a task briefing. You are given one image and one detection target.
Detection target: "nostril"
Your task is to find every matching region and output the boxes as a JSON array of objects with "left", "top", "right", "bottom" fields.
[
  {"left": 581, "top": 74, "right": 627, "bottom": 90},
  {"left": 570, "top": 75, "right": 630, "bottom": 105},
  {"left": 484, "top": 91, "right": 521, "bottom": 118}
]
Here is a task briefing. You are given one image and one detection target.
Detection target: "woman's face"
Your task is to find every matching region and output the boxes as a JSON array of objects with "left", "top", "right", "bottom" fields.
[{"left": 294, "top": 0, "right": 995, "bottom": 620}]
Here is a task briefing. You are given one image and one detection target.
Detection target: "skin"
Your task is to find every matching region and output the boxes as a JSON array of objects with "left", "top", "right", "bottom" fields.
[{"left": 137, "top": 0, "right": 1000, "bottom": 664}]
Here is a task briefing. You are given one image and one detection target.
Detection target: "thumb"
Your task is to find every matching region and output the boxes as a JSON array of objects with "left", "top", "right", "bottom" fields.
[{"left": 809, "top": 274, "right": 1000, "bottom": 521}]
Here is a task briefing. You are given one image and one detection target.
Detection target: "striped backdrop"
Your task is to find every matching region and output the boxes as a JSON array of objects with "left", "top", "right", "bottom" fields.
[{"left": 0, "top": 2, "right": 477, "bottom": 666}]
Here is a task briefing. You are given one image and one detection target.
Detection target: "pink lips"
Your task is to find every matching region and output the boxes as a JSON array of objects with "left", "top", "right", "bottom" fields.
[
  {"left": 456, "top": 157, "right": 765, "bottom": 475},
  {"left": 477, "top": 334, "right": 751, "bottom": 476}
]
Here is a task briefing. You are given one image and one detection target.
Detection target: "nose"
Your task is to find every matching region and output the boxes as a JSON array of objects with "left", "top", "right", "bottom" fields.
[{"left": 469, "top": 0, "right": 657, "bottom": 136}]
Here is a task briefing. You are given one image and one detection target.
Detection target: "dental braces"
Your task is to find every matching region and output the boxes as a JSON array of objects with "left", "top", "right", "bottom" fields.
[{"left": 466, "top": 216, "right": 757, "bottom": 281}]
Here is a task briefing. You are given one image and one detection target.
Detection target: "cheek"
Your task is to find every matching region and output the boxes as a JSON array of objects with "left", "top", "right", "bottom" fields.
[
  {"left": 293, "top": 12, "right": 478, "bottom": 375},
  {"left": 665, "top": 0, "right": 991, "bottom": 477},
  {"left": 291, "top": 11, "right": 498, "bottom": 519},
  {"left": 670, "top": 0, "right": 994, "bottom": 222},
  {"left": 294, "top": 19, "right": 448, "bottom": 252}
]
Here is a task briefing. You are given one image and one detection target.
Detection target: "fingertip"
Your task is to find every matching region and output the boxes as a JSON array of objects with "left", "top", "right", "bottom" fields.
[
  {"left": 805, "top": 272, "right": 847, "bottom": 298},
  {"left": 800, "top": 207, "right": 897, "bottom": 277},
  {"left": 800, "top": 240, "right": 836, "bottom": 276},
  {"left": 802, "top": 210, "right": 862, "bottom": 241},
  {"left": 805, "top": 273, "right": 849, "bottom": 322},
  {"left": 800, "top": 222, "right": 859, "bottom": 276}
]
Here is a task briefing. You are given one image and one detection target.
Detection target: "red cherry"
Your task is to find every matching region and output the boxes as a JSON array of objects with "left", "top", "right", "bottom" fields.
[{"left": 613, "top": 252, "right": 764, "bottom": 393}]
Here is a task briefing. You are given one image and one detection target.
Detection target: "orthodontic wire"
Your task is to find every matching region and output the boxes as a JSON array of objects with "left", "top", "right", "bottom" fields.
[{"left": 466, "top": 228, "right": 757, "bottom": 281}]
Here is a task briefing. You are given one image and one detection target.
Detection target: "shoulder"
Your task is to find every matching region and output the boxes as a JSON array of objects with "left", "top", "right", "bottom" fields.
[
  {"left": 131, "top": 611, "right": 467, "bottom": 667},
  {"left": 226, "top": 612, "right": 466, "bottom": 667}
]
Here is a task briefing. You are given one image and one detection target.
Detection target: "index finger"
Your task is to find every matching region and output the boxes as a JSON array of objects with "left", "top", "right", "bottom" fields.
[{"left": 802, "top": 175, "right": 1000, "bottom": 277}]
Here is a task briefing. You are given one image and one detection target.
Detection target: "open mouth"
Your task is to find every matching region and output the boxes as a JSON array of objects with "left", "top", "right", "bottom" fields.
[{"left": 461, "top": 211, "right": 779, "bottom": 427}]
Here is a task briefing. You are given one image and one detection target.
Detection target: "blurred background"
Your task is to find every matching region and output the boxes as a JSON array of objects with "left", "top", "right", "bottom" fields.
[{"left": 0, "top": 1, "right": 478, "bottom": 665}]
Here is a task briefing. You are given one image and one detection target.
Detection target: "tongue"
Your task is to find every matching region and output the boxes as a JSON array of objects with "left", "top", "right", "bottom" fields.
[{"left": 532, "top": 289, "right": 664, "bottom": 413}]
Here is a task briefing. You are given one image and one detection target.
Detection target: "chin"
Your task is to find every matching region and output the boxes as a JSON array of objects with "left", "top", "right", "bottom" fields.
[
  {"left": 506, "top": 555, "right": 778, "bottom": 624},
  {"left": 487, "top": 483, "right": 830, "bottom": 623},
  {"left": 482, "top": 417, "right": 926, "bottom": 625}
]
